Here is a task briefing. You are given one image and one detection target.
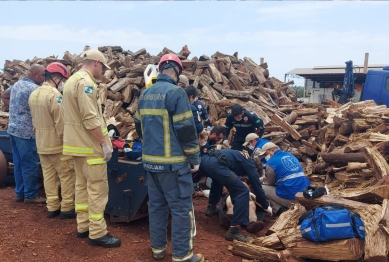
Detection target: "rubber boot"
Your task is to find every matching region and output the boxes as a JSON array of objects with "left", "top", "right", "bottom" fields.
[
  {"left": 225, "top": 226, "right": 254, "bottom": 242},
  {"left": 205, "top": 204, "right": 218, "bottom": 217}
]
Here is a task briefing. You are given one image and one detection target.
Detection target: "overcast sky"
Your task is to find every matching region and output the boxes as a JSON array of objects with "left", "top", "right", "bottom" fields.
[{"left": 1, "top": 1, "right": 388, "bottom": 86}]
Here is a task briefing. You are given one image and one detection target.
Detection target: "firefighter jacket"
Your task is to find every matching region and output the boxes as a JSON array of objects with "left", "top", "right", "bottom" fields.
[
  {"left": 190, "top": 103, "right": 204, "bottom": 134},
  {"left": 28, "top": 82, "right": 64, "bottom": 154},
  {"left": 62, "top": 69, "right": 112, "bottom": 161},
  {"left": 134, "top": 74, "right": 200, "bottom": 173},
  {"left": 224, "top": 109, "right": 265, "bottom": 141},
  {"left": 266, "top": 149, "right": 310, "bottom": 200}
]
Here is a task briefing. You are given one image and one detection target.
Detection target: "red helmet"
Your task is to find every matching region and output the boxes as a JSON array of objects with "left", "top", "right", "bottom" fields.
[
  {"left": 158, "top": 54, "right": 183, "bottom": 75},
  {"left": 46, "top": 62, "right": 70, "bottom": 79}
]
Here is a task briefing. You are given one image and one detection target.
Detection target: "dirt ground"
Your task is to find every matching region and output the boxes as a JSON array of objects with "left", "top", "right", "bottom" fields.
[{"left": 0, "top": 185, "right": 275, "bottom": 262}]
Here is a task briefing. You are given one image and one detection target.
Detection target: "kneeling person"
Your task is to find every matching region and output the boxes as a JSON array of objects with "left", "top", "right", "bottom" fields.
[{"left": 259, "top": 142, "right": 311, "bottom": 216}]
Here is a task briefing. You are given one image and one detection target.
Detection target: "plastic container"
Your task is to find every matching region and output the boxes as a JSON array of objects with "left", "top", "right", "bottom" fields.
[{"left": 144, "top": 64, "right": 159, "bottom": 88}]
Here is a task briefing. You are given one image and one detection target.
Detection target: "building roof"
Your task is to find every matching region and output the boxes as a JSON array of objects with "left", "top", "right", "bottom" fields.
[{"left": 286, "top": 64, "right": 388, "bottom": 83}]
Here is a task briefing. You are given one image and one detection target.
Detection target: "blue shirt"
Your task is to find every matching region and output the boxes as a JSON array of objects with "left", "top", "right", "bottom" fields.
[{"left": 7, "top": 77, "right": 39, "bottom": 139}]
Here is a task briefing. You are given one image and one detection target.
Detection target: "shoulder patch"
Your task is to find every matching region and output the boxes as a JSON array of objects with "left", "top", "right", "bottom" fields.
[
  {"left": 256, "top": 119, "right": 261, "bottom": 123},
  {"left": 84, "top": 86, "right": 93, "bottom": 94},
  {"left": 56, "top": 97, "right": 62, "bottom": 103}
]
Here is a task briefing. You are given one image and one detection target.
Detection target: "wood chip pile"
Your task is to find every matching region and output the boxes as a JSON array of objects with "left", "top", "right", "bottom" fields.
[
  {"left": 231, "top": 99, "right": 389, "bottom": 262},
  {"left": 0, "top": 45, "right": 297, "bottom": 133}
]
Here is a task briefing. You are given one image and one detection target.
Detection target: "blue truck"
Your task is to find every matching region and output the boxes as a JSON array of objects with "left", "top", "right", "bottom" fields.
[
  {"left": 0, "top": 130, "right": 148, "bottom": 223},
  {"left": 333, "top": 61, "right": 389, "bottom": 106}
]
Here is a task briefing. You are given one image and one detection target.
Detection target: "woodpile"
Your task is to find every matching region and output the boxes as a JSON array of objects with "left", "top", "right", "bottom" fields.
[
  {"left": 0, "top": 45, "right": 298, "bottom": 134},
  {"left": 231, "top": 99, "right": 389, "bottom": 261}
]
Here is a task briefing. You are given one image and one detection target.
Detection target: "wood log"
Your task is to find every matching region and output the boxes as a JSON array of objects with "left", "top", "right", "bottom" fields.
[
  {"left": 271, "top": 114, "right": 301, "bottom": 141},
  {"left": 252, "top": 233, "right": 283, "bottom": 250},
  {"left": 208, "top": 63, "right": 223, "bottom": 83},
  {"left": 244, "top": 101, "right": 271, "bottom": 125},
  {"left": 352, "top": 118, "right": 372, "bottom": 132},
  {"left": 347, "top": 162, "right": 369, "bottom": 172},
  {"left": 295, "top": 193, "right": 386, "bottom": 262},
  {"left": 110, "top": 78, "right": 131, "bottom": 92},
  {"left": 132, "top": 48, "right": 146, "bottom": 59},
  {"left": 379, "top": 199, "right": 389, "bottom": 236},
  {"left": 321, "top": 152, "right": 366, "bottom": 164},
  {"left": 122, "top": 85, "right": 133, "bottom": 104},
  {"left": 111, "top": 101, "right": 123, "bottom": 118},
  {"left": 231, "top": 241, "right": 279, "bottom": 262},
  {"left": 302, "top": 155, "right": 313, "bottom": 175},
  {"left": 126, "top": 96, "right": 138, "bottom": 115},
  {"left": 335, "top": 184, "right": 389, "bottom": 203},
  {"left": 266, "top": 204, "right": 306, "bottom": 235},
  {"left": 278, "top": 250, "right": 304, "bottom": 262},
  {"left": 107, "top": 90, "right": 124, "bottom": 101},
  {"left": 363, "top": 147, "right": 389, "bottom": 179},
  {"left": 293, "top": 108, "right": 318, "bottom": 116},
  {"left": 284, "top": 111, "right": 298, "bottom": 125},
  {"left": 222, "top": 89, "right": 252, "bottom": 99}
]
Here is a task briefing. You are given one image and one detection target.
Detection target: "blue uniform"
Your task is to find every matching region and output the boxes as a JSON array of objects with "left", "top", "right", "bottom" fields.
[
  {"left": 190, "top": 104, "right": 204, "bottom": 134},
  {"left": 266, "top": 150, "right": 311, "bottom": 200},
  {"left": 200, "top": 149, "right": 268, "bottom": 227},
  {"left": 134, "top": 74, "right": 200, "bottom": 262},
  {"left": 193, "top": 99, "right": 212, "bottom": 126},
  {"left": 224, "top": 109, "right": 265, "bottom": 151}
]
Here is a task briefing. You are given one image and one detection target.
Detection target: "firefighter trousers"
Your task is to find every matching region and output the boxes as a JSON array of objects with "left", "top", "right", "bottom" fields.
[
  {"left": 39, "top": 153, "right": 75, "bottom": 212},
  {"left": 73, "top": 156, "right": 108, "bottom": 239}
]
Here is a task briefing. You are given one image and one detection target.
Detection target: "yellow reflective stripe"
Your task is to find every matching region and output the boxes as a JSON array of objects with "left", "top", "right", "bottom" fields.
[
  {"left": 183, "top": 146, "right": 200, "bottom": 155},
  {"left": 89, "top": 212, "right": 104, "bottom": 221},
  {"left": 140, "top": 108, "right": 171, "bottom": 157},
  {"left": 63, "top": 145, "right": 94, "bottom": 155},
  {"left": 38, "top": 146, "right": 63, "bottom": 152},
  {"left": 102, "top": 127, "right": 108, "bottom": 136},
  {"left": 86, "top": 158, "right": 105, "bottom": 165},
  {"left": 60, "top": 156, "right": 73, "bottom": 162},
  {"left": 62, "top": 199, "right": 74, "bottom": 203},
  {"left": 143, "top": 154, "right": 187, "bottom": 163},
  {"left": 172, "top": 110, "right": 193, "bottom": 123},
  {"left": 75, "top": 203, "right": 88, "bottom": 211}
]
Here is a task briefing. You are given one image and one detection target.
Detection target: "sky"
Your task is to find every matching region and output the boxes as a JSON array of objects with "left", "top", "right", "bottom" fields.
[{"left": 1, "top": 1, "right": 389, "bottom": 87}]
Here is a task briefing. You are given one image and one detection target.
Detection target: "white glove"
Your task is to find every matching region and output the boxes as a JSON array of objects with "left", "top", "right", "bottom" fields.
[
  {"left": 249, "top": 192, "right": 256, "bottom": 201},
  {"left": 265, "top": 206, "right": 273, "bottom": 216},
  {"left": 190, "top": 164, "right": 200, "bottom": 173},
  {"left": 223, "top": 140, "right": 229, "bottom": 147},
  {"left": 102, "top": 142, "right": 113, "bottom": 162}
]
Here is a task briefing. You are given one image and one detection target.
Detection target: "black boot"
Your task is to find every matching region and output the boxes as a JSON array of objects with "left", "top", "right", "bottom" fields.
[
  {"left": 60, "top": 209, "right": 77, "bottom": 219},
  {"left": 47, "top": 209, "right": 60, "bottom": 218},
  {"left": 88, "top": 233, "right": 121, "bottom": 248},
  {"left": 225, "top": 226, "right": 254, "bottom": 242},
  {"left": 205, "top": 204, "right": 218, "bottom": 217},
  {"left": 76, "top": 231, "right": 89, "bottom": 238}
]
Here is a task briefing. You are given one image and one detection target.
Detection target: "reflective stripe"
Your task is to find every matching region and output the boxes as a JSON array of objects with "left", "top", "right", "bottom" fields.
[
  {"left": 301, "top": 227, "right": 312, "bottom": 234},
  {"left": 60, "top": 156, "right": 73, "bottom": 162},
  {"left": 172, "top": 110, "right": 193, "bottom": 122},
  {"left": 86, "top": 158, "right": 106, "bottom": 165},
  {"left": 47, "top": 196, "right": 59, "bottom": 200},
  {"left": 233, "top": 124, "right": 253, "bottom": 127},
  {"left": 89, "top": 212, "right": 104, "bottom": 221},
  {"left": 140, "top": 108, "right": 171, "bottom": 157},
  {"left": 62, "top": 199, "right": 74, "bottom": 203},
  {"left": 38, "top": 146, "right": 63, "bottom": 152},
  {"left": 63, "top": 145, "right": 94, "bottom": 155},
  {"left": 172, "top": 209, "right": 195, "bottom": 262},
  {"left": 102, "top": 127, "right": 108, "bottom": 136},
  {"left": 326, "top": 222, "right": 351, "bottom": 228},
  {"left": 183, "top": 146, "right": 200, "bottom": 155},
  {"left": 360, "top": 226, "right": 365, "bottom": 230},
  {"left": 151, "top": 247, "right": 166, "bottom": 254},
  {"left": 75, "top": 203, "right": 88, "bottom": 211},
  {"left": 143, "top": 154, "right": 187, "bottom": 163},
  {"left": 277, "top": 172, "right": 306, "bottom": 183}
]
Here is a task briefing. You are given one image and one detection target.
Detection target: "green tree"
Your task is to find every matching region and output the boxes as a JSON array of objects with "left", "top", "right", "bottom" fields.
[{"left": 292, "top": 86, "right": 305, "bottom": 98}]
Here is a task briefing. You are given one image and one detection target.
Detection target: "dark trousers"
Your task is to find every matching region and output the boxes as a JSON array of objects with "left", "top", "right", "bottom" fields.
[
  {"left": 231, "top": 138, "right": 245, "bottom": 151},
  {"left": 202, "top": 156, "right": 250, "bottom": 227}
]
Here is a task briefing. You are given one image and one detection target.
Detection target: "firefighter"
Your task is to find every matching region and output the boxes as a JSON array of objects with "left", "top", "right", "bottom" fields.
[
  {"left": 223, "top": 104, "right": 265, "bottom": 151},
  {"left": 134, "top": 54, "right": 204, "bottom": 262},
  {"left": 185, "top": 85, "right": 204, "bottom": 134},
  {"left": 62, "top": 50, "right": 120, "bottom": 248},
  {"left": 28, "top": 62, "right": 76, "bottom": 219},
  {"left": 259, "top": 142, "right": 311, "bottom": 216},
  {"left": 200, "top": 148, "right": 271, "bottom": 242}
]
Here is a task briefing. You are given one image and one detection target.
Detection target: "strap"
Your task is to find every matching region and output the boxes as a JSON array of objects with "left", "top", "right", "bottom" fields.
[
  {"left": 351, "top": 212, "right": 362, "bottom": 239},
  {"left": 298, "top": 210, "right": 313, "bottom": 225},
  {"left": 207, "top": 149, "right": 232, "bottom": 169}
]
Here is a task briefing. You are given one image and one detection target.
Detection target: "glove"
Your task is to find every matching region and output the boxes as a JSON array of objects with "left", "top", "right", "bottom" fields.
[
  {"left": 223, "top": 140, "right": 229, "bottom": 147},
  {"left": 249, "top": 192, "right": 256, "bottom": 201},
  {"left": 265, "top": 206, "right": 273, "bottom": 217},
  {"left": 102, "top": 142, "right": 113, "bottom": 162},
  {"left": 190, "top": 164, "right": 200, "bottom": 173}
]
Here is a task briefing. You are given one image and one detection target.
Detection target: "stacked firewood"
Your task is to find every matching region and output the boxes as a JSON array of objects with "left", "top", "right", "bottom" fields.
[
  {"left": 230, "top": 99, "right": 389, "bottom": 261},
  {"left": 0, "top": 45, "right": 297, "bottom": 133}
]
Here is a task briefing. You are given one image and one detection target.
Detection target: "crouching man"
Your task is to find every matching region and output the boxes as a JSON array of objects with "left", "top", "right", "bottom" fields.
[{"left": 259, "top": 142, "right": 311, "bottom": 216}]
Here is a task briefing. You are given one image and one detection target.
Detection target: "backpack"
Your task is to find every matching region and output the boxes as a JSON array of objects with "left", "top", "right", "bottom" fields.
[{"left": 298, "top": 204, "right": 365, "bottom": 242}]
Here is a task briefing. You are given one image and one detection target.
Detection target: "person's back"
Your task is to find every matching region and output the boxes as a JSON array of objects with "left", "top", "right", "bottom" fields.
[
  {"left": 185, "top": 85, "right": 203, "bottom": 134},
  {"left": 193, "top": 99, "right": 212, "bottom": 127}
]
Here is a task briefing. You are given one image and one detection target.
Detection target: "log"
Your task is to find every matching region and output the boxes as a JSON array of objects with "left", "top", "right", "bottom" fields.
[
  {"left": 126, "top": 96, "right": 138, "bottom": 115},
  {"left": 321, "top": 152, "right": 366, "bottom": 164},
  {"left": 302, "top": 155, "right": 313, "bottom": 175},
  {"left": 335, "top": 184, "right": 389, "bottom": 203},
  {"left": 244, "top": 101, "right": 272, "bottom": 125},
  {"left": 122, "top": 85, "right": 133, "bottom": 104},
  {"left": 278, "top": 250, "right": 304, "bottom": 262},
  {"left": 379, "top": 199, "right": 389, "bottom": 236},
  {"left": 208, "top": 63, "right": 223, "bottom": 83},
  {"left": 266, "top": 204, "right": 306, "bottom": 235},
  {"left": 363, "top": 147, "right": 389, "bottom": 179},
  {"left": 271, "top": 114, "right": 301, "bottom": 141},
  {"left": 284, "top": 111, "right": 298, "bottom": 125},
  {"left": 352, "top": 118, "right": 371, "bottom": 132},
  {"left": 231, "top": 241, "right": 279, "bottom": 262},
  {"left": 293, "top": 108, "right": 318, "bottom": 116},
  {"left": 132, "top": 48, "right": 146, "bottom": 59},
  {"left": 107, "top": 90, "right": 124, "bottom": 101},
  {"left": 346, "top": 162, "right": 369, "bottom": 172},
  {"left": 110, "top": 77, "right": 131, "bottom": 92},
  {"left": 222, "top": 89, "right": 252, "bottom": 100},
  {"left": 252, "top": 233, "right": 283, "bottom": 250}
]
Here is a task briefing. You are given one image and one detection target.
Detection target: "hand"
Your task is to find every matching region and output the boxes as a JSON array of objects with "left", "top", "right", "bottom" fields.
[
  {"left": 102, "top": 142, "right": 113, "bottom": 162},
  {"left": 249, "top": 192, "right": 256, "bottom": 201},
  {"left": 265, "top": 206, "right": 273, "bottom": 217},
  {"left": 223, "top": 140, "right": 229, "bottom": 147},
  {"left": 190, "top": 164, "right": 200, "bottom": 173}
]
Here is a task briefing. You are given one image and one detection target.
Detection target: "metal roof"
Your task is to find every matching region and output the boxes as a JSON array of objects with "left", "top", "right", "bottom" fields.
[{"left": 286, "top": 64, "right": 388, "bottom": 83}]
